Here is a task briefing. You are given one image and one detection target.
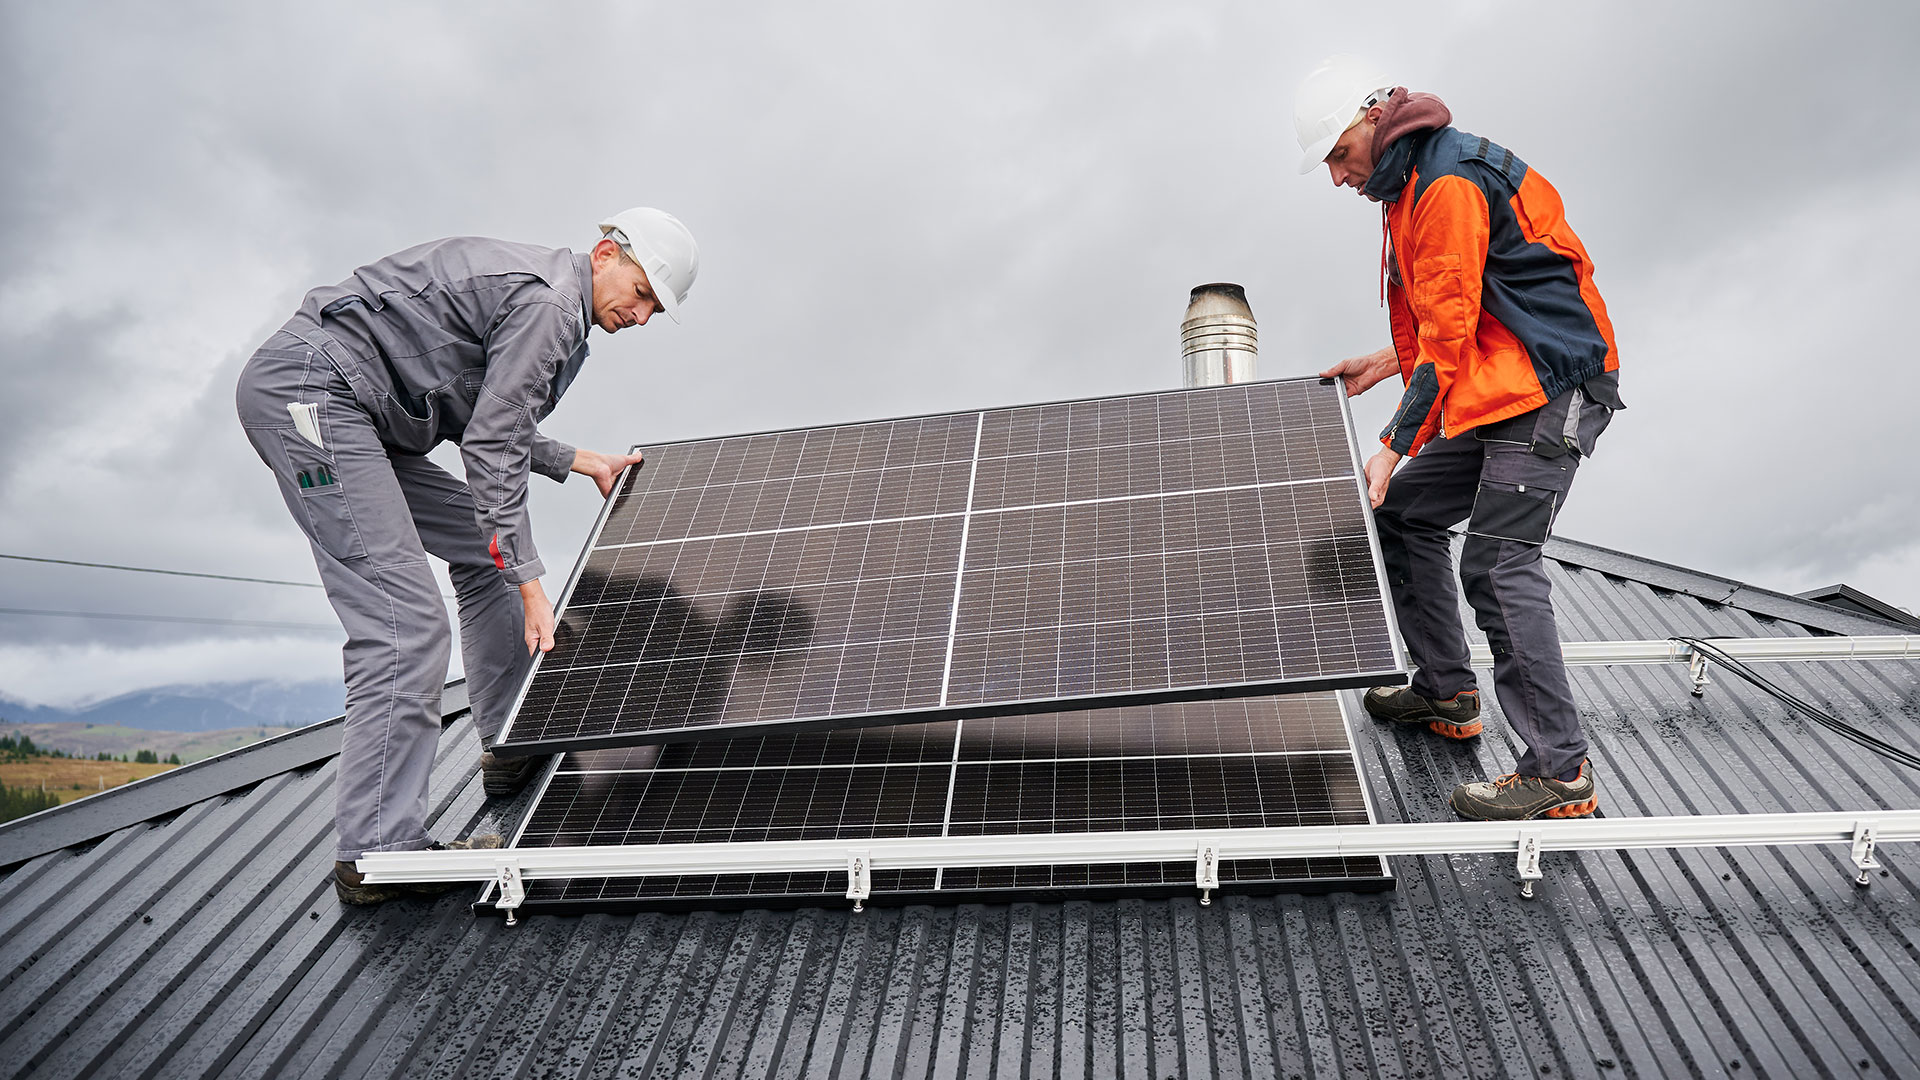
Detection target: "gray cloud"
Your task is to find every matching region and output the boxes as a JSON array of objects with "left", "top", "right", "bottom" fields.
[{"left": 3, "top": 0, "right": 1915, "bottom": 705}]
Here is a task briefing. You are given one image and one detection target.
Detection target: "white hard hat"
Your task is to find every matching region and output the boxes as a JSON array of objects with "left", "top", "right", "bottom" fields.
[
  {"left": 597, "top": 207, "right": 699, "bottom": 323},
  {"left": 1293, "top": 54, "right": 1393, "bottom": 175}
]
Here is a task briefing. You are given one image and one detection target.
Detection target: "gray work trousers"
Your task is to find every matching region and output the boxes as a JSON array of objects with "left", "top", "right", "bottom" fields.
[
  {"left": 236, "top": 331, "right": 535, "bottom": 860},
  {"left": 1374, "top": 429, "right": 1585, "bottom": 779}
]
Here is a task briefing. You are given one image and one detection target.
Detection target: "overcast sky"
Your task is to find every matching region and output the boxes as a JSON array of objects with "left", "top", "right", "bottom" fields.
[{"left": 2, "top": 1, "right": 1915, "bottom": 710}]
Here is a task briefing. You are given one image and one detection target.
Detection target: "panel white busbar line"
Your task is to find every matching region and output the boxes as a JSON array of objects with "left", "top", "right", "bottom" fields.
[
  {"left": 359, "top": 809, "right": 1920, "bottom": 920},
  {"left": 1469, "top": 634, "right": 1920, "bottom": 668}
]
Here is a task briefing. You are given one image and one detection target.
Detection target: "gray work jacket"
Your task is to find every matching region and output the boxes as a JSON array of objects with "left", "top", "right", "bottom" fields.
[{"left": 280, "top": 237, "right": 593, "bottom": 584}]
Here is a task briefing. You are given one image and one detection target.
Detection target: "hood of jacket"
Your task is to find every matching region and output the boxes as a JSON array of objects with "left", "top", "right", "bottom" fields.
[{"left": 1362, "top": 89, "right": 1453, "bottom": 202}]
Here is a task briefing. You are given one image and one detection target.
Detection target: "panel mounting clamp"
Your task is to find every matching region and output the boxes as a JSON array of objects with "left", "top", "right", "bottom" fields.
[
  {"left": 1196, "top": 840, "right": 1221, "bottom": 906},
  {"left": 494, "top": 860, "right": 526, "bottom": 927},
  {"left": 1516, "top": 831, "right": 1544, "bottom": 899},
  {"left": 1688, "top": 650, "right": 1712, "bottom": 697},
  {"left": 1851, "top": 821, "right": 1881, "bottom": 887},
  {"left": 847, "top": 849, "right": 872, "bottom": 912}
]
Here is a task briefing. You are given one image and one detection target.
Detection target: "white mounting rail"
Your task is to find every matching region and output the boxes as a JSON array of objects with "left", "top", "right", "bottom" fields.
[
  {"left": 1468, "top": 634, "right": 1920, "bottom": 669},
  {"left": 360, "top": 810, "right": 1920, "bottom": 917},
  {"left": 364, "top": 634, "right": 1919, "bottom": 920}
]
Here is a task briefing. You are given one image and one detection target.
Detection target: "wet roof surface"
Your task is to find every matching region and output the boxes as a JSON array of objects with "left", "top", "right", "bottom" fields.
[{"left": 3, "top": 535, "right": 1918, "bottom": 1078}]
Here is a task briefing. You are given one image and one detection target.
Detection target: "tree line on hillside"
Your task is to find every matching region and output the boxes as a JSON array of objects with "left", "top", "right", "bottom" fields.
[
  {"left": 1, "top": 785, "right": 59, "bottom": 823},
  {"left": 2, "top": 733, "right": 180, "bottom": 764}
]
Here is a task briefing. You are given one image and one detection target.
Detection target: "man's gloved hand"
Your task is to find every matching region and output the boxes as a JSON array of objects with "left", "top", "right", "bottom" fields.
[{"left": 570, "top": 448, "right": 646, "bottom": 498}]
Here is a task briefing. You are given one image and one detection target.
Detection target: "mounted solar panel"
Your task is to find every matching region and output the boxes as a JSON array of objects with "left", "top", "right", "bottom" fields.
[
  {"left": 484, "top": 693, "right": 1390, "bottom": 911},
  {"left": 492, "top": 377, "right": 1406, "bottom": 755}
]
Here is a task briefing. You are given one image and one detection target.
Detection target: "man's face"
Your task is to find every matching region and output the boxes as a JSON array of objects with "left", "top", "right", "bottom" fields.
[
  {"left": 1323, "top": 107, "right": 1382, "bottom": 199},
  {"left": 589, "top": 238, "right": 662, "bottom": 333}
]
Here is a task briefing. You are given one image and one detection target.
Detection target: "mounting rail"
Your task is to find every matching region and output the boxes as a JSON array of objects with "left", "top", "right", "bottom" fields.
[
  {"left": 1468, "top": 634, "right": 1920, "bottom": 669},
  {"left": 360, "top": 810, "right": 1920, "bottom": 920},
  {"left": 363, "top": 634, "right": 1920, "bottom": 919}
]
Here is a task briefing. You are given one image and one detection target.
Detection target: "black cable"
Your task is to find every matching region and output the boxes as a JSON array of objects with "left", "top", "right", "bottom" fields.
[
  {"left": 0, "top": 551, "right": 455, "bottom": 599},
  {"left": 0, "top": 552, "right": 323, "bottom": 588},
  {"left": 0, "top": 606, "right": 339, "bottom": 633},
  {"left": 1673, "top": 636, "right": 1920, "bottom": 772}
]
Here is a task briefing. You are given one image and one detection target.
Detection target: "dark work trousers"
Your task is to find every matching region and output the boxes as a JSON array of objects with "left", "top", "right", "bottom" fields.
[
  {"left": 236, "top": 332, "right": 535, "bottom": 860},
  {"left": 1374, "top": 429, "right": 1585, "bottom": 779}
]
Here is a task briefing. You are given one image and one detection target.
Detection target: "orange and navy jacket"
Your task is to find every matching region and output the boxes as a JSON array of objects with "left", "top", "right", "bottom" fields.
[{"left": 1365, "top": 127, "right": 1619, "bottom": 456}]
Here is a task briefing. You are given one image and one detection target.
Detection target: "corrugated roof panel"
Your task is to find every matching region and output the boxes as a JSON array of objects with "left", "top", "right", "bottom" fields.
[{"left": 2, "top": 540, "right": 1919, "bottom": 1077}]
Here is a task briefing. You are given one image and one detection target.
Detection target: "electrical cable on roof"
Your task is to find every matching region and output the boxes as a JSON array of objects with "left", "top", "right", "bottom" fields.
[
  {"left": 0, "top": 606, "right": 339, "bottom": 633},
  {"left": 1672, "top": 636, "right": 1920, "bottom": 772}
]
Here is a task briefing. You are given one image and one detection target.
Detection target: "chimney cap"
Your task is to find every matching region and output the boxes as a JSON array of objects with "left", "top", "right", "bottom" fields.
[{"left": 1188, "top": 282, "right": 1248, "bottom": 304}]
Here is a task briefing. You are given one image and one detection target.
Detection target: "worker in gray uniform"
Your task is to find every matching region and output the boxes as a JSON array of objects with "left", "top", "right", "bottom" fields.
[{"left": 235, "top": 208, "right": 699, "bottom": 904}]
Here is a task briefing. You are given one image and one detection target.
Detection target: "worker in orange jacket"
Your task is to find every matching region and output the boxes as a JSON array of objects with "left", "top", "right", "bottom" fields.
[{"left": 1297, "top": 56, "right": 1622, "bottom": 820}]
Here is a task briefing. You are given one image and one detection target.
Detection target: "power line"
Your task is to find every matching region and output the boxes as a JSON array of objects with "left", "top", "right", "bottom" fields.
[
  {"left": 0, "top": 552, "right": 322, "bottom": 588},
  {"left": 0, "top": 551, "right": 457, "bottom": 599},
  {"left": 0, "top": 606, "right": 339, "bottom": 633}
]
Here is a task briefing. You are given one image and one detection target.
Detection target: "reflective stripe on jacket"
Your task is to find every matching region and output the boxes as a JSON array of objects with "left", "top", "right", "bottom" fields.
[
  {"left": 280, "top": 237, "right": 592, "bottom": 584},
  {"left": 1369, "top": 128, "right": 1619, "bottom": 456}
]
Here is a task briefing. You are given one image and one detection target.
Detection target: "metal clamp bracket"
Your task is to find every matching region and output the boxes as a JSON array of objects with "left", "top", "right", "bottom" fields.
[
  {"left": 1196, "top": 840, "right": 1221, "bottom": 906},
  {"left": 847, "top": 849, "right": 872, "bottom": 912},
  {"left": 1851, "top": 821, "right": 1881, "bottom": 887},
  {"left": 495, "top": 861, "right": 526, "bottom": 927},
  {"left": 1688, "top": 651, "right": 1712, "bottom": 697},
  {"left": 1516, "top": 831, "right": 1544, "bottom": 899}
]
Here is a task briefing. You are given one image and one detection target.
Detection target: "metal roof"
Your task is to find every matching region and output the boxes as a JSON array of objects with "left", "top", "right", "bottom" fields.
[{"left": 3, "top": 535, "right": 1918, "bottom": 1078}]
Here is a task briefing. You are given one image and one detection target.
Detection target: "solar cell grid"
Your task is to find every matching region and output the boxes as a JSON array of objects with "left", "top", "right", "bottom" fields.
[
  {"left": 495, "top": 377, "right": 1405, "bottom": 754},
  {"left": 525, "top": 763, "right": 952, "bottom": 846},
  {"left": 503, "top": 694, "right": 1390, "bottom": 909}
]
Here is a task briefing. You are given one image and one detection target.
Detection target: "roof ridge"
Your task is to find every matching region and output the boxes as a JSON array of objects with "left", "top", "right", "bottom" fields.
[{"left": 1541, "top": 534, "right": 1915, "bottom": 636}]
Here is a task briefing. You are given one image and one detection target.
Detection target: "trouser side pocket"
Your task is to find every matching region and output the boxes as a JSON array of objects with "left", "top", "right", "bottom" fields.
[
  {"left": 278, "top": 429, "right": 367, "bottom": 562},
  {"left": 1466, "top": 481, "right": 1558, "bottom": 545}
]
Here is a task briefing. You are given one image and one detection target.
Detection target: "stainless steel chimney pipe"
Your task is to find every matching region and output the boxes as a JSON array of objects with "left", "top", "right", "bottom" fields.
[{"left": 1180, "top": 283, "right": 1257, "bottom": 388}]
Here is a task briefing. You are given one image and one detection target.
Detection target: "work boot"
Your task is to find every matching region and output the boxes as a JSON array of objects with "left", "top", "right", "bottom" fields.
[
  {"left": 333, "top": 833, "right": 506, "bottom": 906},
  {"left": 1449, "top": 761, "right": 1598, "bottom": 821},
  {"left": 480, "top": 751, "right": 546, "bottom": 798},
  {"left": 1362, "top": 686, "right": 1483, "bottom": 739}
]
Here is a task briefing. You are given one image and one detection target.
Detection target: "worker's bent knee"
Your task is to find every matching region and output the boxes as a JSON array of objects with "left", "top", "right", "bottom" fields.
[
  {"left": 1460, "top": 535, "right": 1499, "bottom": 583},
  {"left": 336, "top": 567, "right": 454, "bottom": 698}
]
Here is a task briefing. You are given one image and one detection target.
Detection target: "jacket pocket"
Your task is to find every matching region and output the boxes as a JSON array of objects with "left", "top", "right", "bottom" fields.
[
  {"left": 278, "top": 431, "right": 367, "bottom": 561},
  {"left": 1410, "top": 253, "right": 1469, "bottom": 342}
]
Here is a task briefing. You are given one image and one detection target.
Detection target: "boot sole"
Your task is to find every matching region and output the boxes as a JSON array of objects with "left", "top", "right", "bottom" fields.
[
  {"left": 1426, "top": 719, "right": 1483, "bottom": 740},
  {"left": 1544, "top": 797, "right": 1598, "bottom": 818},
  {"left": 1448, "top": 792, "right": 1599, "bottom": 821}
]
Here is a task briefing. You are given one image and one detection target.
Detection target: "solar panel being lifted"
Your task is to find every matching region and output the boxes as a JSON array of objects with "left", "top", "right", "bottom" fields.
[
  {"left": 492, "top": 377, "right": 1406, "bottom": 755},
  {"left": 488, "top": 694, "right": 1390, "bottom": 911}
]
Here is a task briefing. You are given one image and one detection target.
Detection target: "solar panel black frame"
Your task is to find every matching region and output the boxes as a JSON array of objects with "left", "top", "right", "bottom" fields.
[
  {"left": 492, "top": 377, "right": 1408, "bottom": 756},
  {"left": 480, "top": 692, "right": 1392, "bottom": 913}
]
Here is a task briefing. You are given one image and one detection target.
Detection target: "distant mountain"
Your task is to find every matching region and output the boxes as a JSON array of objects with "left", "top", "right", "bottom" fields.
[{"left": 0, "top": 680, "right": 345, "bottom": 733}]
